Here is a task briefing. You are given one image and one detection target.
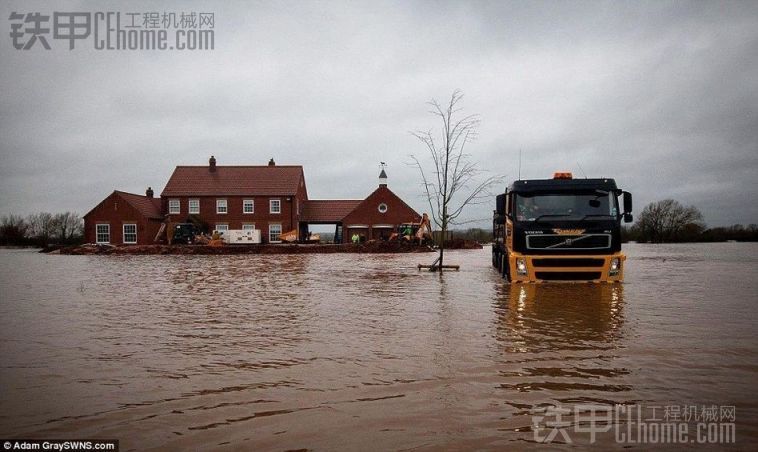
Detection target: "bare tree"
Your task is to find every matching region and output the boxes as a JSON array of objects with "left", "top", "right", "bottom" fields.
[
  {"left": 53, "top": 212, "right": 83, "bottom": 243},
  {"left": 410, "top": 90, "right": 501, "bottom": 271},
  {"left": 637, "top": 199, "right": 704, "bottom": 242},
  {"left": 0, "top": 214, "right": 28, "bottom": 244},
  {"left": 26, "top": 212, "right": 56, "bottom": 245}
]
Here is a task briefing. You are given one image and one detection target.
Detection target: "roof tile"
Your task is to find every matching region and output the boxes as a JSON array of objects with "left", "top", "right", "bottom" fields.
[
  {"left": 161, "top": 166, "right": 304, "bottom": 196},
  {"left": 115, "top": 191, "right": 162, "bottom": 219},
  {"left": 302, "top": 199, "right": 362, "bottom": 222}
]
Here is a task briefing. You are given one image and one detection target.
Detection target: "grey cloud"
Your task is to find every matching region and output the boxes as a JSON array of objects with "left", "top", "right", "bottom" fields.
[{"left": 1, "top": 0, "right": 757, "bottom": 226}]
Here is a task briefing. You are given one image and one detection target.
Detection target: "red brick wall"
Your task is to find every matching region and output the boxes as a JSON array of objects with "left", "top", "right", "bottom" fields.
[
  {"left": 161, "top": 194, "right": 306, "bottom": 242},
  {"left": 341, "top": 186, "right": 421, "bottom": 240},
  {"left": 83, "top": 193, "right": 161, "bottom": 245}
]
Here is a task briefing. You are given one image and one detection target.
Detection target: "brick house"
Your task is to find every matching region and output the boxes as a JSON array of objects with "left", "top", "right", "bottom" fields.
[
  {"left": 160, "top": 157, "right": 308, "bottom": 243},
  {"left": 84, "top": 157, "right": 421, "bottom": 245},
  {"left": 304, "top": 169, "right": 421, "bottom": 242},
  {"left": 83, "top": 190, "right": 163, "bottom": 245}
]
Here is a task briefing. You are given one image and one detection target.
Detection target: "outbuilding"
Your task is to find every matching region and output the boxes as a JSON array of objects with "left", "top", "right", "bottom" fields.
[{"left": 83, "top": 189, "right": 163, "bottom": 245}]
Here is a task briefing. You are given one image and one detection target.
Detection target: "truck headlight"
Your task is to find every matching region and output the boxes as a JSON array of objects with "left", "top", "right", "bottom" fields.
[
  {"left": 516, "top": 257, "right": 528, "bottom": 275},
  {"left": 609, "top": 257, "right": 621, "bottom": 276}
]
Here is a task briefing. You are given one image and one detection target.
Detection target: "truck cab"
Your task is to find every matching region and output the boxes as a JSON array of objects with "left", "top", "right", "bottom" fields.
[{"left": 493, "top": 172, "right": 633, "bottom": 282}]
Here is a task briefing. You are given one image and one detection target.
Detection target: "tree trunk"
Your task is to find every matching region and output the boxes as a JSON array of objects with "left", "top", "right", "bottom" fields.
[
  {"left": 438, "top": 209, "right": 447, "bottom": 272},
  {"left": 438, "top": 235, "right": 445, "bottom": 272}
]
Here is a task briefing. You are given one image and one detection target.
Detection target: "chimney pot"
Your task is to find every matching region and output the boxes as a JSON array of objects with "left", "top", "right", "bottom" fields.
[
  {"left": 146, "top": 186, "right": 154, "bottom": 198},
  {"left": 268, "top": 158, "right": 276, "bottom": 166},
  {"left": 209, "top": 155, "right": 216, "bottom": 172}
]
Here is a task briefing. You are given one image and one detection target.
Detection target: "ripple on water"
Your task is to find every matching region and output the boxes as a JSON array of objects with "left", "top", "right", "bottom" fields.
[{"left": 1, "top": 245, "right": 757, "bottom": 448}]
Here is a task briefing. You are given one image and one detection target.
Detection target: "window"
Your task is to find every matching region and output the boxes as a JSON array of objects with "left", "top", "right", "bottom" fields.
[
  {"left": 216, "top": 199, "right": 227, "bottom": 214},
  {"left": 96, "top": 224, "right": 110, "bottom": 244},
  {"left": 242, "top": 223, "right": 256, "bottom": 231},
  {"left": 243, "top": 199, "right": 254, "bottom": 214},
  {"left": 269, "top": 223, "right": 282, "bottom": 243},
  {"left": 123, "top": 224, "right": 137, "bottom": 244},
  {"left": 215, "top": 224, "right": 229, "bottom": 232},
  {"left": 169, "top": 199, "right": 180, "bottom": 214},
  {"left": 378, "top": 203, "right": 388, "bottom": 214},
  {"left": 269, "top": 199, "right": 281, "bottom": 214},
  {"left": 189, "top": 199, "right": 200, "bottom": 214},
  {"left": 515, "top": 193, "right": 614, "bottom": 222}
]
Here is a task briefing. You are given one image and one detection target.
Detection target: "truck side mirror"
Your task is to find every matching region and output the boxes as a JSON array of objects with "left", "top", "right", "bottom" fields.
[
  {"left": 623, "top": 191, "right": 633, "bottom": 214},
  {"left": 624, "top": 213, "right": 633, "bottom": 223}
]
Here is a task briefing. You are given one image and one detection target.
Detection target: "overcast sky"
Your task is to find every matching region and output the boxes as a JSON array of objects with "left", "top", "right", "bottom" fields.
[{"left": 1, "top": 0, "right": 756, "bottom": 227}]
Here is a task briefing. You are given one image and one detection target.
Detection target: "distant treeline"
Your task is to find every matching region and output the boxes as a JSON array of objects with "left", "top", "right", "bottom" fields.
[
  {"left": 0, "top": 212, "right": 84, "bottom": 246},
  {"left": 451, "top": 199, "right": 757, "bottom": 244},
  {"left": 3, "top": 200, "right": 755, "bottom": 248},
  {"left": 448, "top": 228, "right": 493, "bottom": 243},
  {"left": 622, "top": 223, "right": 758, "bottom": 243},
  {"left": 623, "top": 199, "right": 757, "bottom": 243}
]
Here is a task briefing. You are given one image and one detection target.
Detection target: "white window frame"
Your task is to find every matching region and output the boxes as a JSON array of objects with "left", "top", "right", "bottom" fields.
[
  {"left": 242, "top": 223, "right": 256, "bottom": 231},
  {"left": 243, "top": 199, "right": 255, "bottom": 214},
  {"left": 169, "top": 199, "right": 180, "bottom": 214},
  {"left": 269, "top": 223, "right": 282, "bottom": 243},
  {"left": 188, "top": 199, "right": 200, "bottom": 214},
  {"left": 216, "top": 199, "right": 228, "bottom": 214},
  {"left": 215, "top": 224, "right": 229, "bottom": 233},
  {"left": 122, "top": 223, "right": 137, "bottom": 244},
  {"left": 269, "top": 199, "right": 281, "bottom": 214},
  {"left": 96, "top": 224, "right": 110, "bottom": 244}
]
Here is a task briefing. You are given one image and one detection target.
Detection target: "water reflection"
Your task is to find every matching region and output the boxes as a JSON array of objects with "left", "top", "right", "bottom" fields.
[
  {"left": 493, "top": 284, "right": 631, "bottom": 410},
  {"left": 495, "top": 284, "right": 625, "bottom": 353},
  {"left": 3, "top": 245, "right": 758, "bottom": 448}
]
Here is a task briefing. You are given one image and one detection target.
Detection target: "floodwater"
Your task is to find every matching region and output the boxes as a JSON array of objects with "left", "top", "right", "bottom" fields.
[{"left": 1, "top": 243, "right": 757, "bottom": 450}]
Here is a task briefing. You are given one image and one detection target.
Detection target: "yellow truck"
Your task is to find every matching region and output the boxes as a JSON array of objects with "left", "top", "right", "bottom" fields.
[{"left": 493, "top": 172, "right": 633, "bottom": 282}]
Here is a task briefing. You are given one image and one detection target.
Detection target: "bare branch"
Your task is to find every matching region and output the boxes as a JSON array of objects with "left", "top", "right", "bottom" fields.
[{"left": 409, "top": 90, "right": 504, "bottom": 269}]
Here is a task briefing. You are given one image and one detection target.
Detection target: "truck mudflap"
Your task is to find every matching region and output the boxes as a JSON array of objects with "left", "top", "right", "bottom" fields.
[{"left": 506, "top": 252, "right": 626, "bottom": 283}]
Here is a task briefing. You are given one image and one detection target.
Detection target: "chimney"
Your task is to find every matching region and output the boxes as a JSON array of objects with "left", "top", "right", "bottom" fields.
[
  {"left": 379, "top": 168, "right": 388, "bottom": 187},
  {"left": 268, "top": 158, "right": 276, "bottom": 166},
  {"left": 145, "top": 186, "right": 154, "bottom": 198},
  {"left": 209, "top": 155, "right": 217, "bottom": 172}
]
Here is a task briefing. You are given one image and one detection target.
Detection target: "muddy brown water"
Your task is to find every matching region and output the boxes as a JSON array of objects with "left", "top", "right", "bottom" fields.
[{"left": 1, "top": 243, "right": 757, "bottom": 450}]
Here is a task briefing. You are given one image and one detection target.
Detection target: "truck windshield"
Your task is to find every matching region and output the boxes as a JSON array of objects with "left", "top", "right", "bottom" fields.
[{"left": 515, "top": 192, "right": 617, "bottom": 222}]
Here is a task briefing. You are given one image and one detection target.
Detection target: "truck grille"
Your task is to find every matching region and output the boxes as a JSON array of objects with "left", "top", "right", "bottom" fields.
[
  {"left": 532, "top": 258, "right": 605, "bottom": 267},
  {"left": 535, "top": 271, "right": 602, "bottom": 281},
  {"left": 526, "top": 234, "right": 611, "bottom": 250}
]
